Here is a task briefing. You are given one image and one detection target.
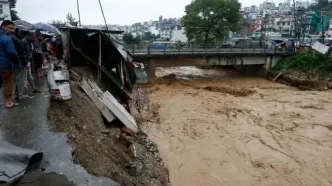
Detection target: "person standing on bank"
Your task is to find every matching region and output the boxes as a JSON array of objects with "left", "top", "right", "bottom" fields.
[
  {"left": 32, "top": 31, "right": 44, "bottom": 78},
  {"left": 11, "top": 27, "right": 29, "bottom": 101},
  {"left": 21, "top": 31, "right": 41, "bottom": 93},
  {"left": 0, "top": 20, "right": 22, "bottom": 108}
]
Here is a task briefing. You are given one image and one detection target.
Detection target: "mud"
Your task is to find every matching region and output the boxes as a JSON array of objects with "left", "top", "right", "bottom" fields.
[
  {"left": 270, "top": 69, "right": 332, "bottom": 90},
  {"left": 48, "top": 81, "right": 169, "bottom": 186},
  {"left": 141, "top": 67, "right": 332, "bottom": 186}
]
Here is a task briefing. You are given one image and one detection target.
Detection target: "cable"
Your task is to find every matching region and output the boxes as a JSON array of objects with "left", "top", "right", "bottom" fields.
[{"left": 98, "top": 0, "right": 109, "bottom": 30}]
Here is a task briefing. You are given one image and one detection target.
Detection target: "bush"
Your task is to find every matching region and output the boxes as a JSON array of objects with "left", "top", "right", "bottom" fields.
[{"left": 273, "top": 51, "right": 332, "bottom": 73}]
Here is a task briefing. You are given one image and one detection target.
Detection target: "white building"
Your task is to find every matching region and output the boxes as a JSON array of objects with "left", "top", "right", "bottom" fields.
[
  {"left": 263, "top": 9, "right": 279, "bottom": 17},
  {"left": 0, "top": 0, "right": 11, "bottom": 21},
  {"left": 170, "top": 29, "right": 187, "bottom": 42},
  {"left": 275, "top": 17, "right": 294, "bottom": 33},
  {"left": 160, "top": 30, "right": 172, "bottom": 40},
  {"left": 243, "top": 6, "right": 250, "bottom": 13},
  {"left": 249, "top": 12, "right": 260, "bottom": 19},
  {"left": 278, "top": 0, "right": 292, "bottom": 14},
  {"left": 148, "top": 25, "right": 159, "bottom": 36},
  {"left": 259, "top": 1, "right": 276, "bottom": 11},
  {"left": 250, "top": 5, "right": 258, "bottom": 13}
]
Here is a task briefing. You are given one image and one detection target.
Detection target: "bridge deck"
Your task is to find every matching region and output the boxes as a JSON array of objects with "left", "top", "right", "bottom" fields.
[{"left": 131, "top": 48, "right": 290, "bottom": 58}]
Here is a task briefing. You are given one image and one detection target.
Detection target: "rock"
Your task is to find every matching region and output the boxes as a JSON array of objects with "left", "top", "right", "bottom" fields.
[
  {"left": 126, "top": 160, "right": 144, "bottom": 176},
  {"left": 149, "top": 178, "right": 162, "bottom": 186},
  {"left": 101, "top": 130, "right": 110, "bottom": 134}
]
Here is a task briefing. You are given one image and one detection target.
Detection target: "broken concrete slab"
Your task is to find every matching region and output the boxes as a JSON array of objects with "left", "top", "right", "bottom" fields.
[
  {"left": 102, "top": 91, "right": 138, "bottom": 132},
  {"left": 54, "top": 70, "right": 70, "bottom": 82},
  {"left": 56, "top": 82, "right": 72, "bottom": 100},
  {"left": 47, "top": 64, "right": 59, "bottom": 93},
  {"left": 80, "top": 79, "right": 116, "bottom": 123}
]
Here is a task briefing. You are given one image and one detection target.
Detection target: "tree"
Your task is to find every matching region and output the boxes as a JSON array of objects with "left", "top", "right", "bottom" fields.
[
  {"left": 9, "top": 0, "right": 20, "bottom": 21},
  {"left": 142, "top": 31, "right": 159, "bottom": 41},
  {"left": 181, "top": 0, "right": 240, "bottom": 46},
  {"left": 66, "top": 13, "right": 78, "bottom": 26},
  {"left": 123, "top": 33, "right": 140, "bottom": 45},
  {"left": 49, "top": 20, "right": 66, "bottom": 29}
]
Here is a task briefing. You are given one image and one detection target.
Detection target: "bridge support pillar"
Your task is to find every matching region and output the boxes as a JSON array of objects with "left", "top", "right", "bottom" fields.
[
  {"left": 147, "top": 59, "right": 156, "bottom": 81},
  {"left": 262, "top": 56, "right": 281, "bottom": 76}
]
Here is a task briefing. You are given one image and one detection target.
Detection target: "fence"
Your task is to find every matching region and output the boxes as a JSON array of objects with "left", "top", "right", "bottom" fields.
[{"left": 126, "top": 43, "right": 290, "bottom": 56}]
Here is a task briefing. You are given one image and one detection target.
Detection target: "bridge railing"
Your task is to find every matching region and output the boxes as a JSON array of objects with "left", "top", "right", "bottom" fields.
[{"left": 126, "top": 42, "right": 289, "bottom": 56}]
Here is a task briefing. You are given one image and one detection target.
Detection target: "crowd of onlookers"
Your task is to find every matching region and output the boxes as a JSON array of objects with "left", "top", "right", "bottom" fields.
[{"left": 0, "top": 20, "right": 63, "bottom": 108}]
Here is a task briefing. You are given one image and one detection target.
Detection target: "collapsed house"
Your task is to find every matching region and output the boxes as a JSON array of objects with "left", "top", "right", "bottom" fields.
[
  {"left": 49, "top": 27, "right": 148, "bottom": 132},
  {"left": 61, "top": 28, "right": 143, "bottom": 104}
]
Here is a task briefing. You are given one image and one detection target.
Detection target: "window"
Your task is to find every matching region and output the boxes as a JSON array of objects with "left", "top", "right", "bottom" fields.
[{"left": 0, "top": 4, "right": 3, "bottom": 15}]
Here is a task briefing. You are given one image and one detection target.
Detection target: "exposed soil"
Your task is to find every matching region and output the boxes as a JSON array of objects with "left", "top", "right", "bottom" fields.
[
  {"left": 139, "top": 67, "right": 332, "bottom": 186},
  {"left": 270, "top": 69, "right": 332, "bottom": 90},
  {"left": 47, "top": 81, "right": 169, "bottom": 186}
]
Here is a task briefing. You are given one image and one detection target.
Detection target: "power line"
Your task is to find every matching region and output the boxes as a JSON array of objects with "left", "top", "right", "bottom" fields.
[{"left": 98, "top": 0, "right": 109, "bottom": 30}]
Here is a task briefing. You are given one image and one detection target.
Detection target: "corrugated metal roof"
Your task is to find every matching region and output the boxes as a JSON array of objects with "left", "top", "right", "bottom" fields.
[{"left": 60, "top": 27, "right": 124, "bottom": 34}]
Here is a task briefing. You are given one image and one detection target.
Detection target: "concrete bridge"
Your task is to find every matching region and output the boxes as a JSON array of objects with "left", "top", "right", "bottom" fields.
[{"left": 130, "top": 47, "right": 291, "bottom": 79}]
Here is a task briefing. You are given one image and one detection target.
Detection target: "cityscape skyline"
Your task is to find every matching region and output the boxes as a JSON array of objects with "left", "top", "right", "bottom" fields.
[{"left": 14, "top": 0, "right": 304, "bottom": 25}]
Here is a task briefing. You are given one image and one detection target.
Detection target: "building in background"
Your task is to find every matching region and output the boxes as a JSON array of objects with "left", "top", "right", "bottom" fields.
[
  {"left": 296, "top": 1, "right": 310, "bottom": 9},
  {"left": 250, "top": 5, "right": 258, "bottom": 13},
  {"left": 171, "top": 29, "right": 188, "bottom": 42},
  {"left": 259, "top": 1, "right": 276, "bottom": 12},
  {"left": 0, "top": 0, "right": 11, "bottom": 21},
  {"left": 160, "top": 30, "right": 172, "bottom": 40},
  {"left": 244, "top": 6, "right": 251, "bottom": 13}
]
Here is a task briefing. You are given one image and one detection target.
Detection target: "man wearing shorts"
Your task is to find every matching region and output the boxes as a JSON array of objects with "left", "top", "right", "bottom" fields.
[{"left": 20, "top": 30, "right": 41, "bottom": 94}]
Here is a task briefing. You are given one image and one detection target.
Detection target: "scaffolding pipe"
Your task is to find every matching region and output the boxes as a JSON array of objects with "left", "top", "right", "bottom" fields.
[{"left": 98, "top": 0, "right": 109, "bottom": 30}]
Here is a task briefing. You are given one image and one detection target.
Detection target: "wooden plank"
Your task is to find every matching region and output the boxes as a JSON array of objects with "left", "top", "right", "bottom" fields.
[
  {"left": 102, "top": 91, "right": 138, "bottom": 132},
  {"left": 53, "top": 70, "right": 70, "bottom": 82},
  {"left": 80, "top": 79, "right": 116, "bottom": 123},
  {"left": 87, "top": 79, "right": 103, "bottom": 94},
  {"left": 273, "top": 71, "right": 283, "bottom": 82},
  {"left": 98, "top": 33, "right": 102, "bottom": 84}
]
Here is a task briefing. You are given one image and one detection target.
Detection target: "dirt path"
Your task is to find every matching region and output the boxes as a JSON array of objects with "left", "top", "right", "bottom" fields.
[{"left": 142, "top": 71, "right": 332, "bottom": 186}]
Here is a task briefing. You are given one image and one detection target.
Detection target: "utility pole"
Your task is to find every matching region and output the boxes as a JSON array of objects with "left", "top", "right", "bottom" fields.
[
  {"left": 293, "top": 0, "right": 297, "bottom": 40},
  {"left": 98, "top": 0, "right": 109, "bottom": 30},
  {"left": 76, "top": 0, "right": 82, "bottom": 26}
]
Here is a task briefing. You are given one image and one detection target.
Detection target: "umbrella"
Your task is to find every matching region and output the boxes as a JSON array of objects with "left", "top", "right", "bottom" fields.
[
  {"left": 34, "top": 22, "right": 60, "bottom": 34},
  {"left": 14, "top": 20, "right": 35, "bottom": 30}
]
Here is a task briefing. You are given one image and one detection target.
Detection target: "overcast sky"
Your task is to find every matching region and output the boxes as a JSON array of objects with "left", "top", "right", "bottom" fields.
[{"left": 16, "top": 0, "right": 285, "bottom": 25}]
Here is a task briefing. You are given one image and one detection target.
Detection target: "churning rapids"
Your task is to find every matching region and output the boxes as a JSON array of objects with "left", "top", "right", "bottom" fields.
[{"left": 142, "top": 66, "right": 332, "bottom": 186}]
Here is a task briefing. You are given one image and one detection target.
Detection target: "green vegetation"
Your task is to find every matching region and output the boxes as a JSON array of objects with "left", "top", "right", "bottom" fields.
[
  {"left": 123, "top": 33, "right": 141, "bottom": 45},
  {"left": 181, "top": 0, "right": 240, "bottom": 46},
  {"left": 309, "top": 0, "right": 332, "bottom": 17},
  {"left": 66, "top": 13, "right": 78, "bottom": 26},
  {"left": 9, "top": 0, "right": 20, "bottom": 21},
  {"left": 141, "top": 32, "right": 159, "bottom": 41},
  {"left": 273, "top": 51, "right": 332, "bottom": 73},
  {"left": 50, "top": 13, "right": 78, "bottom": 28}
]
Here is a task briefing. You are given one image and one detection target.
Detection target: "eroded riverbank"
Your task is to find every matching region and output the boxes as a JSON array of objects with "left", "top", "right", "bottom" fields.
[{"left": 142, "top": 67, "right": 332, "bottom": 186}]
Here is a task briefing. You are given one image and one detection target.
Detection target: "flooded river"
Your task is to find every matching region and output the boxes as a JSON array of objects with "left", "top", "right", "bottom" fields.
[{"left": 143, "top": 67, "right": 332, "bottom": 186}]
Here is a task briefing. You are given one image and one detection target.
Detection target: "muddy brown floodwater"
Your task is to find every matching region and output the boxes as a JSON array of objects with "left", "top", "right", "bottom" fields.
[{"left": 142, "top": 67, "right": 332, "bottom": 186}]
